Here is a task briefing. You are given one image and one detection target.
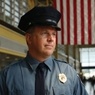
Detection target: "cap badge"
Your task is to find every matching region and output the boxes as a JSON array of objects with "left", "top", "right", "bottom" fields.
[
  {"left": 29, "top": 22, "right": 31, "bottom": 25},
  {"left": 58, "top": 73, "right": 67, "bottom": 83}
]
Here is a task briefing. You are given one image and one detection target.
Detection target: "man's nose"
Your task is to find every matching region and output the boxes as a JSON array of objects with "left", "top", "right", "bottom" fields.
[{"left": 47, "top": 34, "right": 55, "bottom": 41}]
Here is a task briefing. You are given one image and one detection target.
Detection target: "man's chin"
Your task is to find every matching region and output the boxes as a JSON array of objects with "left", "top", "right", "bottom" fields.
[{"left": 44, "top": 51, "right": 54, "bottom": 57}]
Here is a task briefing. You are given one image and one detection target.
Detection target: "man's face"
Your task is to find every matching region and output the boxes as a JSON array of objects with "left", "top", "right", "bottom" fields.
[{"left": 26, "top": 26, "right": 57, "bottom": 59}]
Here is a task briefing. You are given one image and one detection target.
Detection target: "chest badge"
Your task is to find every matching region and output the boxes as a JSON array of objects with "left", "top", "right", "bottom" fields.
[{"left": 58, "top": 73, "right": 67, "bottom": 83}]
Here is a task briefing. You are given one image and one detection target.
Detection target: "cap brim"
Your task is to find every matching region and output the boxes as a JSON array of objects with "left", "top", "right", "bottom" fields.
[
  {"left": 51, "top": 25, "right": 61, "bottom": 31},
  {"left": 30, "top": 22, "right": 61, "bottom": 31},
  {"left": 25, "top": 21, "right": 61, "bottom": 32}
]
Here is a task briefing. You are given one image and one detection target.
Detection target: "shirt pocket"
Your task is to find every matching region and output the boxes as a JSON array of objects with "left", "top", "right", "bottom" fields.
[
  {"left": 9, "top": 89, "right": 34, "bottom": 95},
  {"left": 53, "top": 86, "right": 69, "bottom": 95}
]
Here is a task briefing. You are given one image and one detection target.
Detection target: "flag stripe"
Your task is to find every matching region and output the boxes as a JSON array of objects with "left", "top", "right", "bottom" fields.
[
  {"left": 73, "top": 0, "right": 77, "bottom": 44},
  {"left": 53, "top": 0, "right": 58, "bottom": 44},
  {"left": 88, "top": 0, "right": 92, "bottom": 44},
  {"left": 91, "top": 0, "right": 95, "bottom": 44},
  {"left": 63, "top": 0, "right": 67, "bottom": 44},
  {"left": 66, "top": 0, "right": 70, "bottom": 44},
  {"left": 56, "top": 0, "right": 62, "bottom": 44},
  {"left": 80, "top": 0, "right": 85, "bottom": 44},
  {"left": 77, "top": 0, "right": 81, "bottom": 44},
  {"left": 70, "top": 0, "right": 74, "bottom": 45},
  {"left": 84, "top": 0, "right": 88, "bottom": 44},
  {"left": 60, "top": 0, "right": 64, "bottom": 44}
]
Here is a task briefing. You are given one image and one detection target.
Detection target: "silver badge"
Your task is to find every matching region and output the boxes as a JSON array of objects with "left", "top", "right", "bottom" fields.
[{"left": 58, "top": 73, "right": 67, "bottom": 83}]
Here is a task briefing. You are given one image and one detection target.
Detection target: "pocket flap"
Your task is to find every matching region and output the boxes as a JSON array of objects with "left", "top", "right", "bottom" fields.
[{"left": 53, "top": 86, "right": 65, "bottom": 95}]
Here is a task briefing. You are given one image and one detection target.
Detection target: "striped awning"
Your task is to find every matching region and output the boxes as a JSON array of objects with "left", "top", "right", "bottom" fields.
[{"left": 53, "top": 0, "right": 95, "bottom": 45}]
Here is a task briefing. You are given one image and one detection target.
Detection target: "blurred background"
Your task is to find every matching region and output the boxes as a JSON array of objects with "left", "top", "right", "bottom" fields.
[{"left": 0, "top": 0, "right": 95, "bottom": 95}]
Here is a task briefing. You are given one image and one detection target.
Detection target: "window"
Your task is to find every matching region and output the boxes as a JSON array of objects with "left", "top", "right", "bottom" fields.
[
  {"left": 0, "top": 0, "right": 28, "bottom": 27},
  {"left": 80, "top": 48, "right": 95, "bottom": 79},
  {"left": 80, "top": 48, "right": 95, "bottom": 67}
]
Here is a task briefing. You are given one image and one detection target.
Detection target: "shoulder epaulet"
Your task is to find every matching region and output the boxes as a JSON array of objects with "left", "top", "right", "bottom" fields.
[
  {"left": 54, "top": 59, "right": 75, "bottom": 69},
  {"left": 54, "top": 59, "right": 67, "bottom": 64}
]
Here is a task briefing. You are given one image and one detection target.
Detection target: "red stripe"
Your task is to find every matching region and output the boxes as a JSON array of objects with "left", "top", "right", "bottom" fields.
[
  {"left": 66, "top": 0, "right": 70, "bottom": 44},
  {"left": 60, "top": 0, "right": 64, "bottom": 44},
  {"left": 53, "top": 0, "right": 56, "bottom": 8},
  {"left": 73, "top": 0, "right": 77, "bottom": 45},
  {"left": 80, "top": 0, "right": 85, "bottom": 44},
  {"left": 88, "top": 0, "right": 92, "bottom": 44},
  {"left": 53, "top": 0, "right": 58, "bottom": 44}
]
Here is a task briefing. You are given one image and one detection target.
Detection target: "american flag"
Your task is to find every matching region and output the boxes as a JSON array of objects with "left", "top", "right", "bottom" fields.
[{"left": 53, "top": 0, "right": 95, "bottom": 45}]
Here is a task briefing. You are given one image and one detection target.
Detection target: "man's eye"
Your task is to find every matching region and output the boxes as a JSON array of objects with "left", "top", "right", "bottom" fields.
[
  {"left": 53, "top": 33, "right": 56, "bottom": 36},
  {"left": 41, "top": 31, "right": 48, "bottom": 35},
  {"left": 40, "top": 31, "right": 57, "bottom": 37}
]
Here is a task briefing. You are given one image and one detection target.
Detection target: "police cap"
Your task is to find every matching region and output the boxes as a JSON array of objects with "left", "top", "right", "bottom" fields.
[{"left": 18, "top": 6, "right": 61, "bottom": 32}]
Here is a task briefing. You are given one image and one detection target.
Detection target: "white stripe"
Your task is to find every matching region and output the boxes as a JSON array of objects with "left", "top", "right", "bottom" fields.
[
  {"left": 84, "top": 0, "right": 88, "bottom": 44},
  {"left": 77, "top": 0, "right": 81, "bottom": 44},
  {"left": 91, "top": 0, "right": 95, "bottom": 44},
  {"left": 70, "top": 0, "right": 74, "bottom": 45},
  {"left": 57, "top": 22, "right": 62, "bottom": 44},
  {"left": 56, "top": 0, "right": 62, "bottom": 44},
  {"left": 63, "top": 0, "right": 67, "bottom": 44}
]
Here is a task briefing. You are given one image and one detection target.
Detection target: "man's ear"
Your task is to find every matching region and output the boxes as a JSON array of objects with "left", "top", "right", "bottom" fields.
[{"left": 25, "top": 33, "right": 32, "bottom": 45}]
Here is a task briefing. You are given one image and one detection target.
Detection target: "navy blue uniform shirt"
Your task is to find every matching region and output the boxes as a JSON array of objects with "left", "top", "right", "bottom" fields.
[{"left": 0, "top": 53, "right": 88, "bottom": 95}]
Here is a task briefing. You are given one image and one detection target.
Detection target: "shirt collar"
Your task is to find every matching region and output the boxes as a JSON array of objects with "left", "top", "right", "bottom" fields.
[
  {"left": 25, "top": 53, "right": 39, "bottom": 71},
  {"left": 25, "top": 53, "right": 53, "bottom": 71},
  {"left": 44, "top": 56, "right": 53, "bottom": 71}
]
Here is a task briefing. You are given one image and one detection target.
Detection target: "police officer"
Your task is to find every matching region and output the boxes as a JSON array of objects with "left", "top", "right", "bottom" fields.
[{"left": 0, "top": 6, "right": 88, "bottom": 95}]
